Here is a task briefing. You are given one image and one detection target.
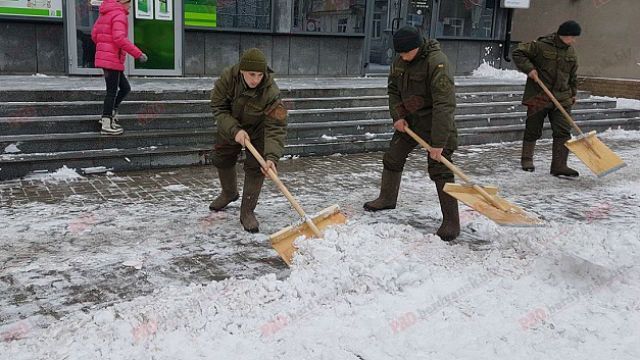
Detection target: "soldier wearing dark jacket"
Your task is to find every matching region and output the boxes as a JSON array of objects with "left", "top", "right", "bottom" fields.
[
  {"left": 364, "top": 26, "right": 460, "bottom": 242},
  {"left": 209, "top": 48, "right": 288, "bottom": 233},
  {"left": 512, "top": 20, "right": 582, "bottom": 177}
]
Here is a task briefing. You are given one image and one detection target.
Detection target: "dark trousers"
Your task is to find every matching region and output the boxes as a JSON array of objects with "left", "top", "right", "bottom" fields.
[
  {"left": 524, "top": 104, "right": 572, "bottom": 141},
  {"left": 383, "top": 130, "right": 454, "bottom": 181},
  {"left": 212, "top": 125, "right": 265, "bottom": 178},
  {"left": 102, "top": 69, "right": 131, "bottom": 117}
]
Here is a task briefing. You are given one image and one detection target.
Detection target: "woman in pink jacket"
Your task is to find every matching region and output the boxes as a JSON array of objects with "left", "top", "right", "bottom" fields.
[{"left": 91, "top": 0, "right": 147, "bottom": 135}]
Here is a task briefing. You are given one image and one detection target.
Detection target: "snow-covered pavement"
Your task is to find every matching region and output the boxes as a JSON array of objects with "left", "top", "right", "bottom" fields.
[{"left": 1, "top": 130, "right": 639, "bottom": 359}]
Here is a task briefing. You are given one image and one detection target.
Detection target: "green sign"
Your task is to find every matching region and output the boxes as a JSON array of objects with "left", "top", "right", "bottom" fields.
[
  {"left": 0, "top": 0, "right": 62, "bottom": 18},
  {"left": 184, "top": 0, "right": 216, "bottom": 28}
]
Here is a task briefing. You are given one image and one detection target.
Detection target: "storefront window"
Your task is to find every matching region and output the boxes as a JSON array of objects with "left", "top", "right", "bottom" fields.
[
  {"left": 436, "top": 0, "right": 495, "bottom": 38},
  {"left": 293, "top": 0, "right": 366, "bottom": 34},
  {"left": 184, "top": 0, "right": 271, "bottom": 30}
]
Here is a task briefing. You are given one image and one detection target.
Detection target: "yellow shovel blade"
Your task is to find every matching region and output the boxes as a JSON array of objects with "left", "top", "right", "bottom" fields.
[
  {"left": 565, "top": 131, "right": 626, "bottom": 177},
  {"left": 270, "top": 204, "right": 347, "bottom": 266},
  {"left": 444, "top": 183, "right": 543, "bottom": 227}
]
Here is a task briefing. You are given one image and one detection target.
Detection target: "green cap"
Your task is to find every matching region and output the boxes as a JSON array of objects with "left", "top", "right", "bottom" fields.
[{"left": 239, "top": 48, "right": 267, "bottom": 73}]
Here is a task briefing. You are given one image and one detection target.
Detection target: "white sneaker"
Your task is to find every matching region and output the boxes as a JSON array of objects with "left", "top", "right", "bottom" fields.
[
  {"left": 100, "top": 117, "right": 124, "bottom": 135},
  {"left": 111, "top": 110, "right": 123, "bottom": 131}
]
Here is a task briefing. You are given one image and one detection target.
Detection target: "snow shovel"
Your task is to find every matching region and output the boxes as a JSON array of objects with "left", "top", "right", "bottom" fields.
[
  {"left": 534, "top": 78, "right": 626, "bottom": 177},
  {"left": 243, "top": 140, "right": 347, "bottom": 266},
  {"left": 405, "top": 127, "right": 542, "bottom": 227}
]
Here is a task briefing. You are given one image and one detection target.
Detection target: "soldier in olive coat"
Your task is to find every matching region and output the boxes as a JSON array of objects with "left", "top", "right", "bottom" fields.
[
  {"left": 512, "top": 20, "right": 581, "bottom": 177},
  {"left": 209, "top": 48, "right": 288, "bottom": 233},
  {"left": 364, "top": 26, "right": 460, "bottom": 242}
]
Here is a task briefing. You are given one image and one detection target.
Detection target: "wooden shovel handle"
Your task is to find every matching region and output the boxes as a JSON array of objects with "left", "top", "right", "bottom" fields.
[
  {"left": 244, "top": 140, "right": 323, "bottom": 238},
  {"left": 534, "top": 78, "right": 584, "bottom": 136},
  {"left": 404, "top": 127, "right": 512, "bottom": 213}
]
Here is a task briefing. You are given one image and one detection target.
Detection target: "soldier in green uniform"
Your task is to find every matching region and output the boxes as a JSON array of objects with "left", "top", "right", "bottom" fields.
[
  {"left": 364, "top": 26, "right": 460, "bottom": 242},
  {"left": 513, "top": 20, "right": 582, "bottom": 177},
  {"left": 209, "top": 48, "right": 288, "bottom": 233}
]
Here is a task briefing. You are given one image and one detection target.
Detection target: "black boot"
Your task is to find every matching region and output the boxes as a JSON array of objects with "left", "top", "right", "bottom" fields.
[
  {"left": 550, "top": 137, "right": 579, "bottom": 177},
  {"left": 363, "top": 168, "right": 402, "bottom": 211},
  {"left": 521, "top": 141, "right": 536, "bottom": 172},
  {"left": 209, "top": 167, "right": 240, "bottom": 211},
  {"left": 434, "top": 178, "right": 460, "bottom": 242},
  {"left": 240, "top": 175, "right": 264, "bottom": 233}
]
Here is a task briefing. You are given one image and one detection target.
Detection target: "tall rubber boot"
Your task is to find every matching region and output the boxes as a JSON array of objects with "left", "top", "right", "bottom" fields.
[
  {"left": 550, "top": 137, "right": 579, "bottom": 177},
  {"left": 434, "top": 178, "right": 460, "bottom": 242},
  {"left": 363, "top": 168, "right": 402, "bottom": 211},
  {"left": 521, "top": 141, "right": 536, "bottom": 172},
  {"left": 209, "top": 167, "right": 239, "bottom": 211},
  {"left": 240, "top": 175, "right": 264, "bottom": 233}
]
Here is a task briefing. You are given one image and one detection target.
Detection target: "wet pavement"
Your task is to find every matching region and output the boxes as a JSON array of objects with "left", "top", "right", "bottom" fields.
[{"left": 1, "top": 130, "right": 639, "bottom": 328}]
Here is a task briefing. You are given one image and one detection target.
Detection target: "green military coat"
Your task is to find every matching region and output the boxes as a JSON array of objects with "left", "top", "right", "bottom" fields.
[
  {"left": 210, "top": 64, "right": 287, "bottom": 162},
  {"left": 388, "top": 39, "right": 458, "bottom": 149},
  {"left": 513, "top": 33, "right": 578, "bottom": 108}
]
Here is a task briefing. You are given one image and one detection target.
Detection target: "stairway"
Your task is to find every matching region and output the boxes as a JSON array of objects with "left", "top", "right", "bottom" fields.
[{"left": 1, "top": 81, "right": 639, "bottom": 180}]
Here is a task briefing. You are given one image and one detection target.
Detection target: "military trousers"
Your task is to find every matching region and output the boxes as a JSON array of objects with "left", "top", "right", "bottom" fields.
[
  {"left": 382, "top": 130, "right": 454, "bottom": 181},
  {"left": 524, "top": 103, "right": 572, "bottom": 141},
  {"left": 212, "top": 122, "right": 265, "bottom": 178}
]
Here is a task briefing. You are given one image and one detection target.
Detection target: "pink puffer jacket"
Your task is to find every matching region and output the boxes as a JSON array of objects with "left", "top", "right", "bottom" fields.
[{"left": 91, "top": 0, "right": 143, "bottom": 71}]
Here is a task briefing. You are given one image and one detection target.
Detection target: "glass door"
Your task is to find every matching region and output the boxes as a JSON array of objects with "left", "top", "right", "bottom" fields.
[
  {"left": 366, "top": 0, "right": 434, "bottom": 70},
  {"left": 65, "top": 0, "right": 182, "bottom": 76},
  {"left": 406, "top": 0, "right": 434, "bottom": 38},
  {"left": 65, "top": 0, "right": 102, "bottom": 75}
]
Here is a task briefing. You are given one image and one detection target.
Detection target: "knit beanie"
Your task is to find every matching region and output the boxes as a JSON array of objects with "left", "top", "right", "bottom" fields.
[
  {"left": 393, "top": 26, "right": 422, "bottom": 53},
  {"left": 557, "top": 21, "right": 582, "bottom": 36},
  {"left": 239, "top": 48, "right": 267, "bottom": 73}
]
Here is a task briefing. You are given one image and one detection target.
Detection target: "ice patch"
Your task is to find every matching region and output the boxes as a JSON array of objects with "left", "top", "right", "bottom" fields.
[
  {"left": 82, "top": 166, "right": 111, "bottom": 175},
  {"left": 3, "top": 144, "right": 21, "bottom": 154},
  {"left": 471, "top": 61, "right": 527, "bottom": 81},
  {"left": 122, "top": 260, "right": 144, "bottom": 270},
  {"left": 22, "top": 166, "right": 85, "bottom": 184},
  {"left": 163, "top": 184, "right": 189, "bottom": 192},
  {"left": 321, "top": 134, "right": 338, "bottom": 141}
]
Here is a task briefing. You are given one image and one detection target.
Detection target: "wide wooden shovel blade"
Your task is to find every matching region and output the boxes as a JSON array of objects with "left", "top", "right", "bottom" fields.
[
  {"left": 565, "top": 131, "right": 626, "bottom": 177},
  {"left": 444, "top": 183, "right": 543, "bottom": 227},
  {"left": 270, "top": 204, "right": 347, "bottom": 266}
]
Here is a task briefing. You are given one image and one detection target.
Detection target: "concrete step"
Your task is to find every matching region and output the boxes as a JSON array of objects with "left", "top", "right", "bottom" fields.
[
  {"left": 0, "top": 96, "right": 610, "bottom": 120},
  {"left": 287, "top": 116, "right": 640, "bottom": 156},
  {"left": 0, "top": 83, "right": 527, "bottom": 103},
  {"left": 457, "top": 117, "right": 640, "bottom": 146},
  {"left": 455, "top": 108, "right": 640, "bottom": 129},
  {"left": 0, "top": 113, "right": 214, "bottom": 136},
  {"left": 286, "top": 109, "right": 639, "bottom": 141},
  {"left": 0, "top": 129, "right": 215, "bottom": 154},
  {"left": 0, "top": 102, "right": 627, "bottom": 140},
  {"left": 3, "top": 116, "right": 637, "bottom": 181},
  {"left": 0, "top": 87, "right": 391, "bottom": 103},
  {"left": 0, "top": 145, "right": 210, "bottom": 181}
]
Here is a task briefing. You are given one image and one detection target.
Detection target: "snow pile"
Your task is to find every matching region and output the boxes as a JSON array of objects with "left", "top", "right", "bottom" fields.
[
  {"left": 591, "top": 95, "right": 640, "bottom": 110},
  {"left": 2, "top": 218, "right": 639, "bottom": 359},
  {"left": 471, "top": 61, "right": 527, "bottom": 81},
  {"left": 321, "top": 134, "right": 338, "bottom": 141},
  {"left": 22, "top": 166, "right": 85, "bottom": 184}
]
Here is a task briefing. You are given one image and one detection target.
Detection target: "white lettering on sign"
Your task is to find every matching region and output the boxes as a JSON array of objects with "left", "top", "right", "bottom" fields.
[{"left": 500, "top": 0, "right": 531, "bottom": 9}]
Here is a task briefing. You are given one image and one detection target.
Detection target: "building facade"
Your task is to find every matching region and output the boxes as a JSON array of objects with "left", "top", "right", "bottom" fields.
[
  {"left": 510, "top": 0, "right": 639, "bottom": 99},
  {"left": 0, "top": 0, "right": 522, "bottom": 77}
]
